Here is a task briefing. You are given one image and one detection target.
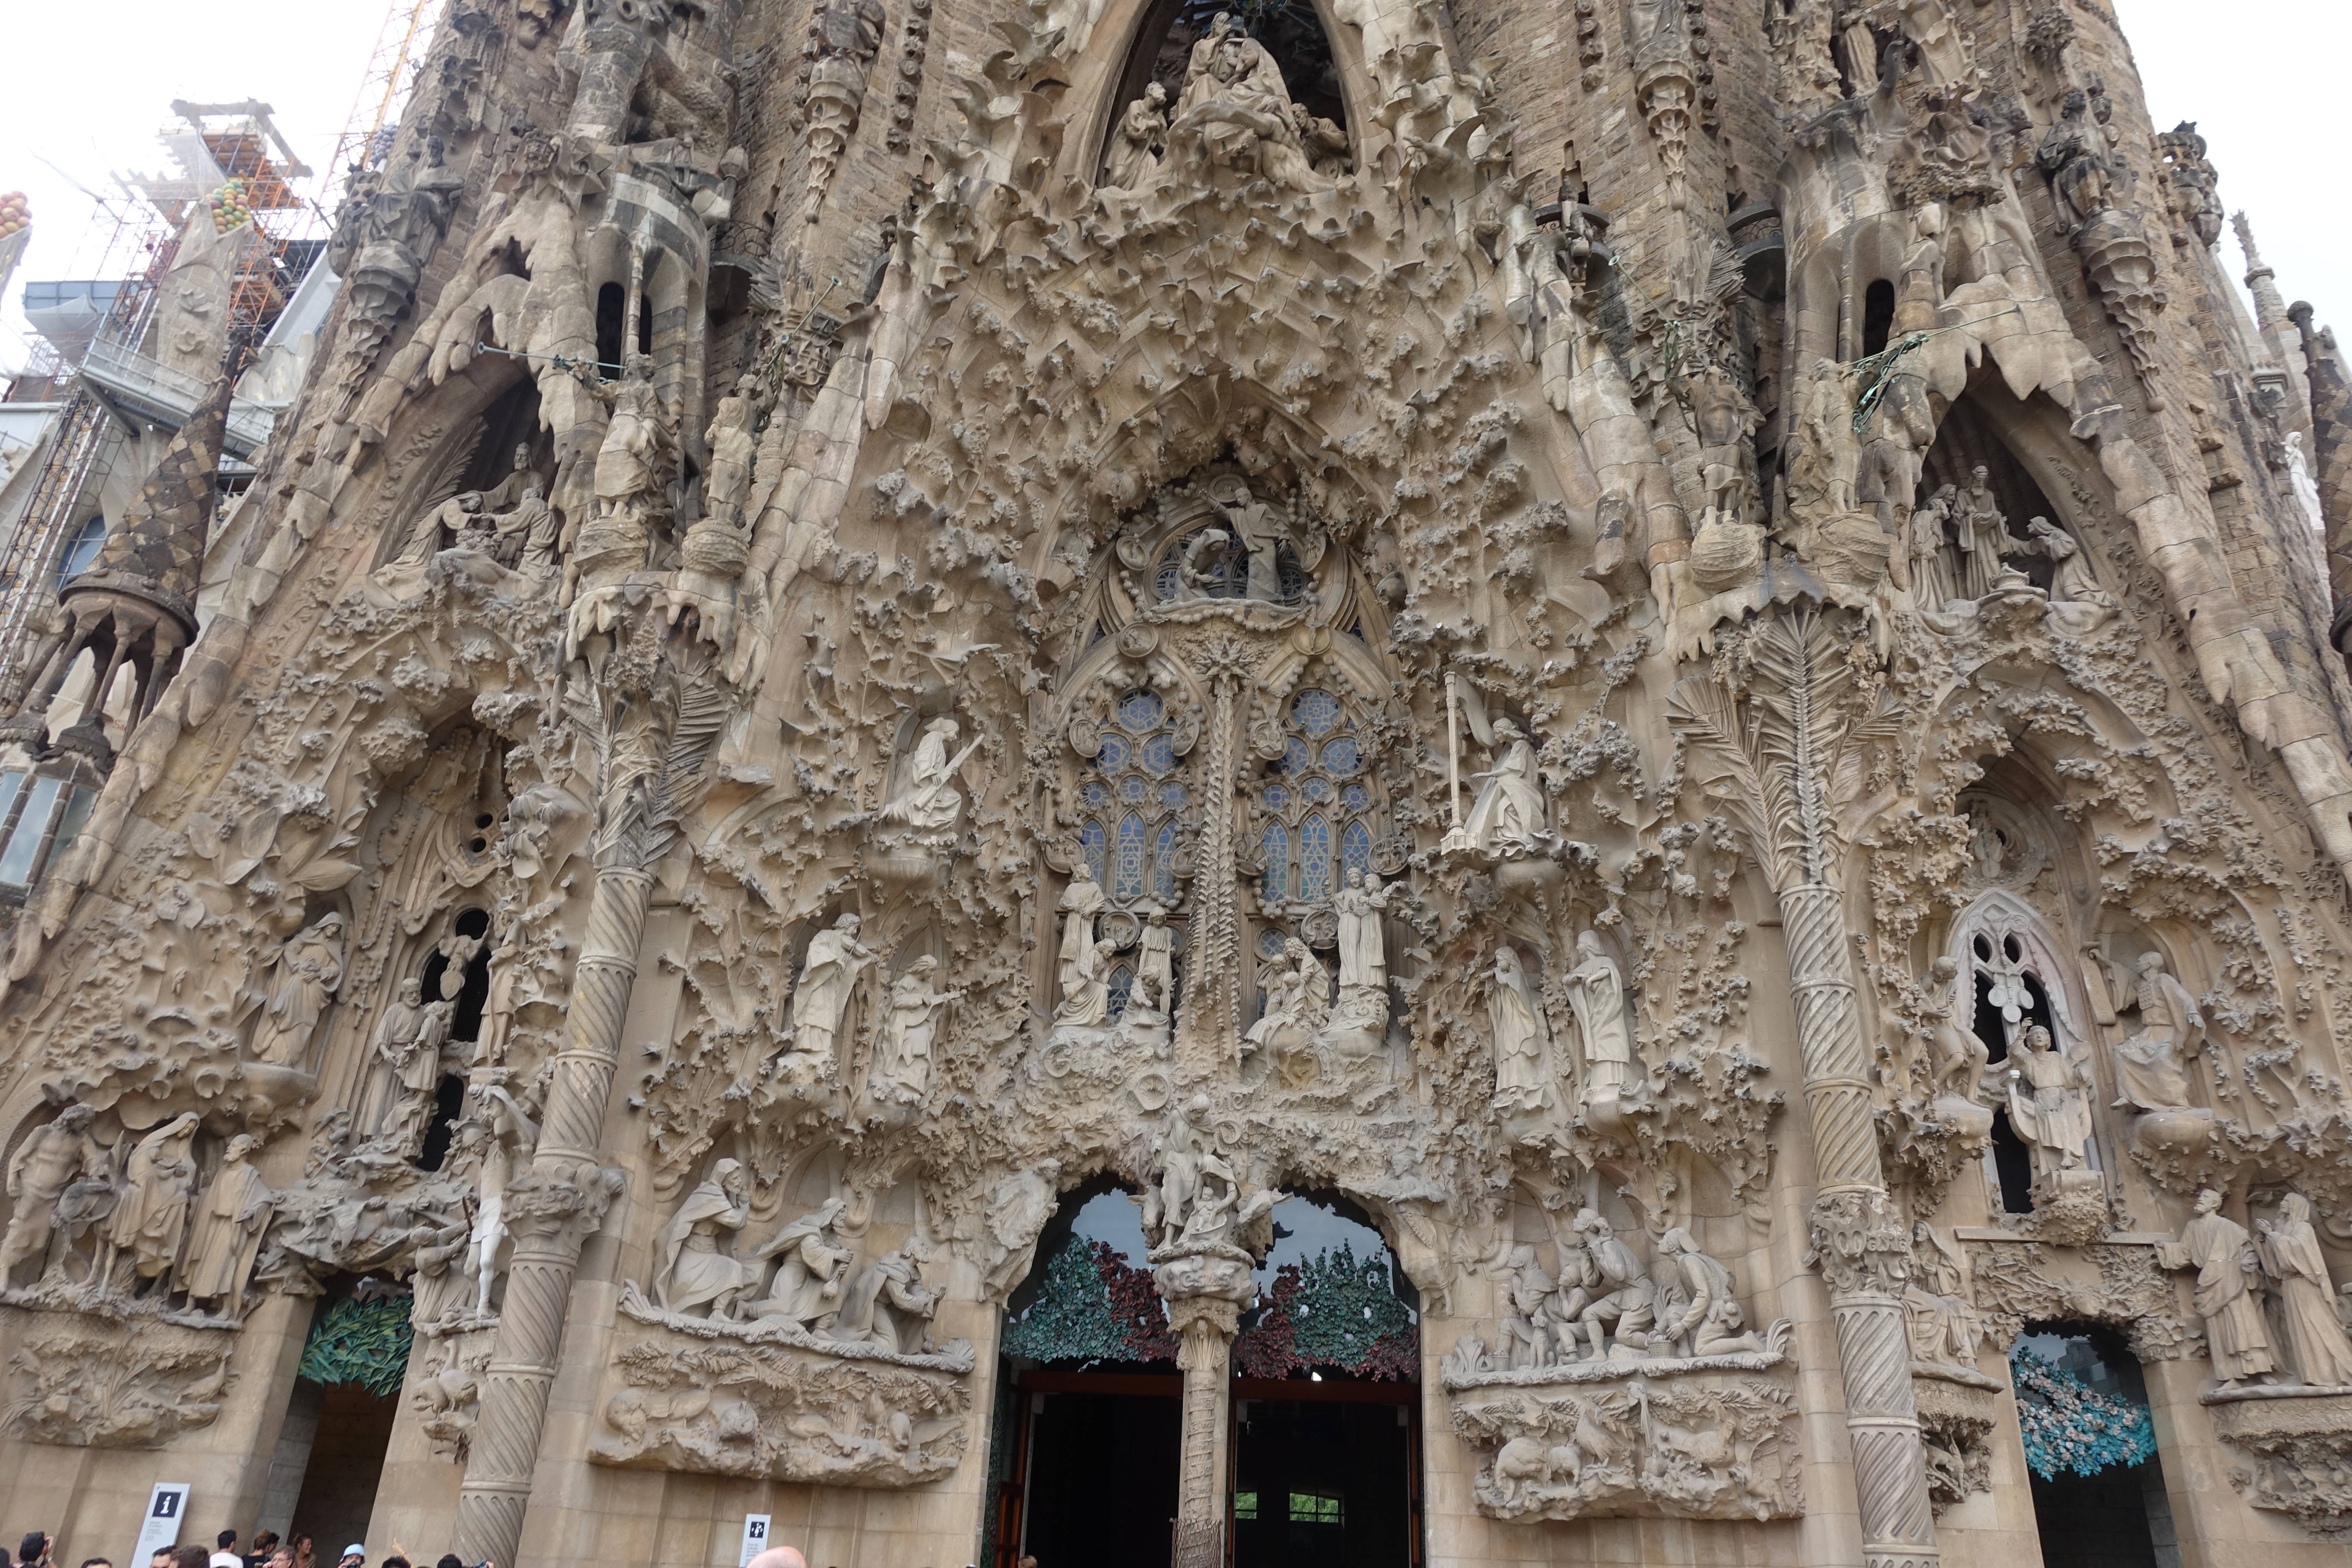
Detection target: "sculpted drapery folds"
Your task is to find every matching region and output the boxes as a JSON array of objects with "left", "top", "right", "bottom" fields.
[{"left": 15, "top": 0, "right": 2352, "bottom": 1562}]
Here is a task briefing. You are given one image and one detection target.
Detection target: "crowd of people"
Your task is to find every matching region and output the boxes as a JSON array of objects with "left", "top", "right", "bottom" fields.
[
  {"left": 12, "top": 1532, "right": 828, "bottom": 1568},
  {"left": 11, "top": 1530, "right": 511, "bottom": 1568}
]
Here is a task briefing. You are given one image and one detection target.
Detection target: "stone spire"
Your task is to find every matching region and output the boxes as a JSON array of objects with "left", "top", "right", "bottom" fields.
[
  {"left": 62, "top": 368, "right": 234, "bottom": 637},
  {"left": 2, "top": 368, "right": 232, "bottom": 754},
  {"left": 2235, "top": 212, "right": 2314, "bottom": 428}
]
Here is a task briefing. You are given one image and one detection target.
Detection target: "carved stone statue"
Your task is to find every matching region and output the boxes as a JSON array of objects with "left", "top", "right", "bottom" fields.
[
  {"left": 1655, "top": 1228, "right": 1761, "bottom": 1357},
  {"left": 248, "top": 914, "right": 349, "bottom": 1068},
  {"left": 1954, "top": 467, "right": 2026, "bottom": 599},
  {"left": 326, "top": 134, "right": 464, "bottom": 360},
  {"left": 2003, "top": 1026, "right": 2093, "bottom": 1184},
  {"left": 1903, "top": 1222, "right": 1982, "bottom": 1366},
  {"left": 652, "top": 1158, "right": 758, "bottom": 1318},
  {"left": 1499, "top": 1245, "right": 1559, "bottom": 1370},
  {"left": 824, "top": 1250, "right": 939, "bottom": 1355},
  {"left": 1055, "top": 936, "right": 1118, "bottom": 1029},
  {"left": 177, "top": 1135, "right": 272, "bottom": 1317},
  {"left": 1166, "top": 13, "right": 1332, "bottom": 195},
  {"left": 1565, "top": 931, "right": 1634, "bottom": 1108},
  {"left": 493, "top": 490, "right": 562, "bottom": 586},
  {"left": 1056, "top": 867, "right": 1106, "bottom": 1010},
  {"left": 1463, "top": 720, "right": 1549, "bottom": 857},
  {"left": 104, "top": 1113, "right": 200, "bottom": 1294},
  {"left": 749, "top": 1197, "right": 854, "bottom": 1330},
  {"left": 2164, "top": 1188, "right": 2277, "bottom": 1388},
  {"left": 1334, "top": 869, "right": 1391, "bottom": 995},
  {"left": 1106, "top": 83, "right": 1168, "bottom": 190},
  {"left": 1907, "top": 484, "right": 1958, "bottom": 607},
  {"left": 1565, "top": 1208, "right": 1656, "bottom": 1360},
  {"left": 1920, "top": 956, "right": 1988, "bottom": 1099},
  {"left": 1134, "top": 902, "right": 1176, "bottom": 1014},
  {"left": 875, "top": 957, "right": 963, "bottom": 1103},
  {"left": 392, "top": 492, "right": 488, "bottom": 568},
  {"left": 2037, "top": 87, "right": 2124, "bottom": 233},
  {"left": 788, "top": 913, "right": 876, "bottom": 1067},
  {"left": 358, "top": 977, "right": 455, "bottom": 1149},
  {"left": 0, "top": 1105, "right": 104, "bottom": 1283},
  {"left": 703, "top": 374, "right": 762, "bottom": 521},
  {"left": 1490, "top": 946, "right": 1552, "bottom": 1115},
  {"left": 881, "top": 717, "right": 974, "bottom": 834},
  {"left": 2112, "top": 951, "right": 2205, "bottom": 1112},
  {"left": 2258, "top": 1194, "right": 2352, "bottom": 1387}
]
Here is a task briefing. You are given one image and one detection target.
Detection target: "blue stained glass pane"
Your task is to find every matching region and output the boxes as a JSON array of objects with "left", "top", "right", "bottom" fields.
[
  {"left": 1278, "top": 552, "right": 1309, "bottom": 602},
  {"left": 1120, "top": 775, "right": 1150, "bottom": 803},
  {"left": 1261, "top": 824, "right": 1289, "bottom": 900},
  {"left": 1115, "top": 813, "right": 1148, "bottom": 899},
  {"left": 1108, "top": 965, "right": 1134, "bottom": 1016},
  {"left": 1142, "top": 733, "right": 1177, "bottom": 775},
  {"left": 1257, "top": 929, "right": 1288, "bottom": 960},
  {"left": 1293, "top": 689, "right": 1342, "bottom": 737},
  {"left": 1117, "top": 690, "right": 1164, "bottom": 731},
  {"left": 1095, "top": 735, "right": 1130, "bottom": 772},
  {"left": 1263, "top": 785, "right": 1289, "bottom": 810},
  {"left": 1282, "top": 738, "right": 1312, "bottom": 776},
  {"left": 1341, "top": 783, "right": 1370, "bottom": 811},
  {"left": 1320, "top": 736, "right": 1361, "bottom": 775},
  {"left": 1154, "top": 822, "right": 1179, "bottom": 900},
  {"left": 1341, "top": 821, "right": 1374, "bottom": 877},
  {"left": 1300, "top": 814, "right": 1332, "bottom": 902},
  {"left": 1161, "top": 782, "right": 1189, "bottom": 809},
  {"left": 1303, "top": 778, "right": 1334, "bottom": 803},
  {"left": 1080, "top": 819, "right": 1108, "bottom": 884},
  {"left": 1154, "top": 554, "right": 1182, "bottom": 600},
  {"left": 1082, "top": 781, "right": 1112, "bottom": 810}
]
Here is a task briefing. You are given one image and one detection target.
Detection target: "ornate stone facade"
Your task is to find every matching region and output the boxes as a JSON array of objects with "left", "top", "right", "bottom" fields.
[{"left": 5, "top": 0, "right": 2352, "bottom": 1565}]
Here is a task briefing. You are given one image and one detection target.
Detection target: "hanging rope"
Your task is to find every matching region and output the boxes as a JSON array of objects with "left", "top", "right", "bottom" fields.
[{"left": 1846, "top": 304, "right": 2026, "bottom": 433}]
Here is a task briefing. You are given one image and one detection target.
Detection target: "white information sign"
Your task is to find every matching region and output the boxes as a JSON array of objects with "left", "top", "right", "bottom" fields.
[
  {"left": 737, "top": 1514, "right": 772, "bottom": 1568},
  {"left": 130, "top": 1483, "right": 192, "bottom": 1568}
]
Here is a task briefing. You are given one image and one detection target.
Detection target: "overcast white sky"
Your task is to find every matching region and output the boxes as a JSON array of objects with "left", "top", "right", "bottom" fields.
[{"left": 0, "top": 0, "right": 2343, "bottom": 375}]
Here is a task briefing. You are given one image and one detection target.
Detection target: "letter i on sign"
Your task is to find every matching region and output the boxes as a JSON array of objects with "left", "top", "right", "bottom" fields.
[{"left": 132, "top": 1484, "right": 192, "bottom": 1568}]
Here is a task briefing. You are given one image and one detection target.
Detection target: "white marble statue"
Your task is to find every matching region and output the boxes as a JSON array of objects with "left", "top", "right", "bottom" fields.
[
  {"left": 1463, "top": 719, "right": 1549, "bottom": 856},
  {"left": 2167, "top": 1188, "right": 2276, "bottom": 1388},
  {"left": 750, "top": 1197, "right": 854, "bottom": 1331},
  {"left": 2003, "top": 1025, "right": 2092, "bottom": 1184},
  {"left": 1490, "top": 946, "right": 1551, "bottom": 1115},
  {"left": 2259, "top": 1194, "right": 2352, "bottom": 1387},
  {"left": 882, "top": 717, "right": 975, "bottom": 834},
  {"left": 1335, "top": 869, "right": 1391, "bottom": 995},
  {"left": 1057, "top": 866, "right": 1106, "bottom": 1011},
  {"left": 789, "top": 913, "right": 876, "bottom": 1066},
  {"left": 653, "top": 1158, "right": 759, "bottom": 1318},
  {"left": 2112, "top": 951, "right": 2204, "bottom": 1112},
  {"left": 1564, "top": 930, "right": 1634, "bottom": 1108},
  {"left": 875, "top": 957, "right": 963, "bottom": 1102},
  {"left": 1134, "top": 902, "right": 1176, "bottom": 1014}
]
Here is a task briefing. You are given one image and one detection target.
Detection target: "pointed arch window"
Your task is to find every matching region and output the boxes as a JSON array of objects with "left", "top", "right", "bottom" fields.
[
  {"left": 1078, "top": 687, "right": 1192, "bottom": 1015},
  {"left": 1256, "top": 687, "right": 1381, "bottom": 908}
]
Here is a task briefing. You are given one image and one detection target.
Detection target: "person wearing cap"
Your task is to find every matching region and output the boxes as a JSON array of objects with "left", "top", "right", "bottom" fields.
[{"left": 335, "top": 1546, "right": 364, "bottom": 1568}]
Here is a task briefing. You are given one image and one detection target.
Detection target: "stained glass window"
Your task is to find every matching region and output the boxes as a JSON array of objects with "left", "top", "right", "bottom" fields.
[
  {"left": 1253, "top": 689, "right": 1381, "bottom": 915},
  {"left": 1075, "top": 688, "right": 1191, "bottom": 1014}
]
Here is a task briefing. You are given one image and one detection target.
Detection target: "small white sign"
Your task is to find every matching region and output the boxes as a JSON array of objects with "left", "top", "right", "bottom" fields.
[
  {"left": 737, "top": 1514, "right": 772, "bottom": 1568},
  {"left": 131, "top": 1484, "right": 191, "bottom": 1568}
]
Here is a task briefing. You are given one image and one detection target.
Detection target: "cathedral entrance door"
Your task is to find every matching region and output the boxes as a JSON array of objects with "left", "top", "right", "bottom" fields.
[
  {"left": 1009, "top": 1370, "right": 1182, "bottom": 1568},
  {"left": 1230, "top": 1381, "right": 1418, "bottom": 1568}
]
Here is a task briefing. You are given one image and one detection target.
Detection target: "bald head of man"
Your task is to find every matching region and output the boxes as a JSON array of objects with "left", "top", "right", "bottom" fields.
[{"left": 743, "top": 1550, "right": 807, "bottom": 1568}]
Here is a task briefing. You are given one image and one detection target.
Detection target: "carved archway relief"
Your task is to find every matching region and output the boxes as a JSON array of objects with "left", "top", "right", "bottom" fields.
[
  {"left": 1056, "top": 0, "right": 1384, "bottom": 189},
  {"left": 1941, "top": 888, "right": 2090, "bottom": 1054}
]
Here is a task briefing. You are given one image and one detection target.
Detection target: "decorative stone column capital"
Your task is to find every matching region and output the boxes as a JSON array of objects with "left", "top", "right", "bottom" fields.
[{"left": 1807, "top": 1186, "right": 1913, "bottom": 1302}]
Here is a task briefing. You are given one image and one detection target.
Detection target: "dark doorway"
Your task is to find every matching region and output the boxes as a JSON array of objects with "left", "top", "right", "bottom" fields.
[
  {"left": 1017, "top": 1380, "right": 1180, "bottom": 1568},
  {"left": 1233, "top": 1392, "right": 1414, "bottom": 1568},
  {"left": 283, "top": 1381, "right": 398, "bottom": 1554},
  {"left": 2015, "top": 1325, "right": 2175, "bottom": 1568}
]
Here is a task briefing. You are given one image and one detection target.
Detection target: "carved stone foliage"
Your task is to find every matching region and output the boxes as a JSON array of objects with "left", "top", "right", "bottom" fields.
[
  {"left": 1446, "top": 1367, "right": 1804, "bottom": 1522},
  {"left": 2207, "top": 1390, "right": 2352, "bottom": 1538},
  {"left": 1912, "top": 1366, "right": 2000, "bottom": 1516},
  {"left": 591, "top": 1332, "right": 971, "bottom": 1485},
  {"left": 0, "top": 1310, "right": 235, "bottom": 1448},
  {"left": 1962, "top": 1240, "right": 2201, "bottom": 1364}
]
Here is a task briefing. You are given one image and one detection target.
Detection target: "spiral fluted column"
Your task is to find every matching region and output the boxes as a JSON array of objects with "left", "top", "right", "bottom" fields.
[
  {"left": 451, "top": 860, "right": 654, "bottom": 1568},
  {"left": 1781, "top": 881, "right": 1938, "bottom": 1568}
]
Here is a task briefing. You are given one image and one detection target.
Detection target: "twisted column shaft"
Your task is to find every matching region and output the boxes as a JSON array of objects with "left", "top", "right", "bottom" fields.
[
  {"left": 1780, "top": 882, "right": 1937, "bottom": 1568},
  {"left": 452, "top": 861, "right": 655, "bottom": 1567}
]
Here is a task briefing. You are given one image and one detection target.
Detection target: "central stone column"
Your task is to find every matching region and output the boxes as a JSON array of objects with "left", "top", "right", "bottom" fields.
[{"left": 1153, "top": 1243, "right": 1258, "bottom": 1568}]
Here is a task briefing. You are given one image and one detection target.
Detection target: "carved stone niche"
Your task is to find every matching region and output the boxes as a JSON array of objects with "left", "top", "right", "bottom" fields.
[
  {"left": 1912, "top": 1362, "right": 2003, "bottom": 1515},
  {"left": 1443, "top": 1354, "right": 1804, "bottom": 1522},
  {"left": 590, "top": 1320, "right": 974, "bottom": 1486},
  {"left": 0, "top": 1307, "right": 236, "bottom": 1449},
  {"left": 2205, "top": 1388, "right": 2352, "bottom": 1538}
]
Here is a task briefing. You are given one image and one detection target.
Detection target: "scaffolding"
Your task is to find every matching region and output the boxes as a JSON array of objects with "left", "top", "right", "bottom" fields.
[{"left": 0, "top": 0, "right": 439, "bottom": 708}]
